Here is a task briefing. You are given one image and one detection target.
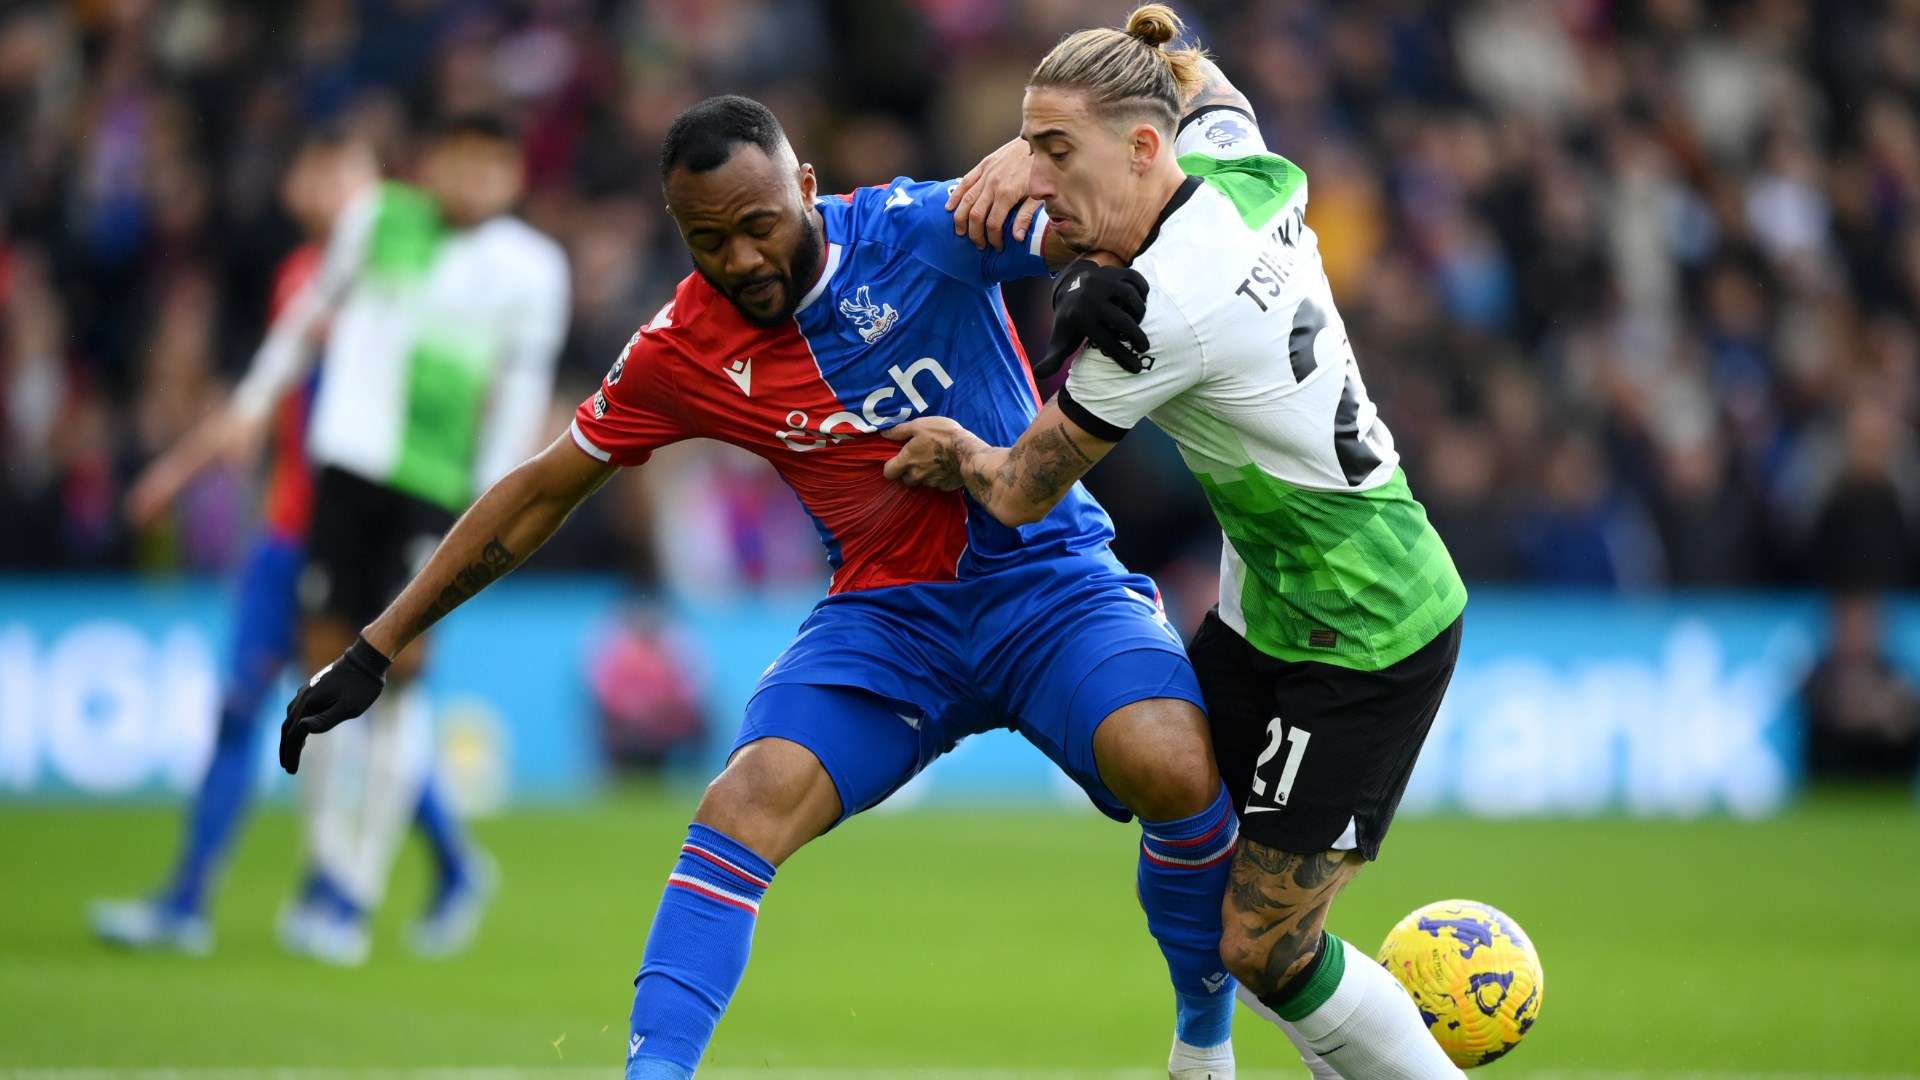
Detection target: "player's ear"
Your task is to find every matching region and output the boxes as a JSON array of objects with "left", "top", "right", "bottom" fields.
[
  {"left": 797, "top": 162, "right": 817, "bottom": 204},
  {"left": 1130, "top": 124, "right": 1163, "bottom": 174}
]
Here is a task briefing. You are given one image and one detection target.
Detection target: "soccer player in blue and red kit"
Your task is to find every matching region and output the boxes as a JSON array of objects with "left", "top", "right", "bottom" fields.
[{"left": 278, "top": 97, "right": 1241, "bottom": 1078}]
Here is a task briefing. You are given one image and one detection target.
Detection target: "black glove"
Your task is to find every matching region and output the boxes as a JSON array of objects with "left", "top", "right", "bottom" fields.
[
  {"left": 279, "top": 635, "right": 391, "bottom": 774},
  {"left": 1034, "top": 259, "right": 1151, "bottom": 380}
]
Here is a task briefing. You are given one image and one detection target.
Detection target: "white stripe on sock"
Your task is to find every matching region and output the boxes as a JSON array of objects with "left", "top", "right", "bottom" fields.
[{"left": 665, "top": 873, "right": 760, "bottom": 913}]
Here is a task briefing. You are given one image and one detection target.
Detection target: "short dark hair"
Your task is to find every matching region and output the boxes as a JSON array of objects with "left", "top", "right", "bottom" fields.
[
  {"left": 660, "top": 95, "right": 787, "bottom": 179},
  {"left": 428, "top": 111, "right": 516, "bottom": 144},
  {"left": 298, "top": 121, "right": 355, "bottom": 154}
]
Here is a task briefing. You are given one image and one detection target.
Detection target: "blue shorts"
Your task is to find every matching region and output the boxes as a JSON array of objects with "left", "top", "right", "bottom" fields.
[
  {"left": 734, "top": 553, "right": 1205, "bottom": 823},
  {"left": 225, "top": 532, "right": 306, "bottom": 716}
]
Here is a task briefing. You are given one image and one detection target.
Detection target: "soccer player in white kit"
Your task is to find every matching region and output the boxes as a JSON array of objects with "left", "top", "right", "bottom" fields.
[
  {"left": 887, "top": 7, "right": 1472, "bottom": 1077},
  {"left": 192, "top": 114, "right": 569, "bottom": 962}
]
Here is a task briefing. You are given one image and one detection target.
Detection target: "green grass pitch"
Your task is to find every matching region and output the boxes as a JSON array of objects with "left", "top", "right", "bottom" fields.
[{"left": 2, "top": 788, "right": 1917, "bottom": 1076}]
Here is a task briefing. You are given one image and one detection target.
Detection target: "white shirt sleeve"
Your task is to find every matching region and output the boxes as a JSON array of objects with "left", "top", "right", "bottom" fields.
[
  {"left": 472, "top": 237, "right": 570, "bottom": 490},
  {"left": 231, "top": 186, "right": 380, "bottom": 421},
  {"left": 1174, "top": 106, "right": 1268, "bottom": 161},
  {"left": 1058, "top": 284, "right": 1204, "bottom": 440}
]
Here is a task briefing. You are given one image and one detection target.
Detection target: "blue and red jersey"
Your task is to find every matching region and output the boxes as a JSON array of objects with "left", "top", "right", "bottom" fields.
[
  {"left": 569, "top": 178, "right": 1119, "bottom": 594},
  {"left": 262, "top": 245, "right": 319, "bottom": 541}
]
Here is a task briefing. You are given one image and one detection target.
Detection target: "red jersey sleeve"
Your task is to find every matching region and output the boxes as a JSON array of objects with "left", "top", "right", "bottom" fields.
[
  {"left": 568, "top": 310, "right": 690, "bottom": 467},
  {"left": 269, "top": 244, "right": 322, "bottom": 319}
]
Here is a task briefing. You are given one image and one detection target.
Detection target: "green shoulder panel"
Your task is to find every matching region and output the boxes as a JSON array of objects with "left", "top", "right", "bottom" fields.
[
  {"left": 1178, "top": 151, "right": 1307, "bottom": 230},
  {"left": 365, "top": 181, "right": 445, "bottom": 284}
]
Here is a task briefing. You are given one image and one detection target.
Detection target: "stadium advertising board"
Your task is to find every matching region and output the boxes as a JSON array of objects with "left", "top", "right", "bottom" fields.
[{"left": 2, "top": 578, "right": 1913, "bottom": 815}]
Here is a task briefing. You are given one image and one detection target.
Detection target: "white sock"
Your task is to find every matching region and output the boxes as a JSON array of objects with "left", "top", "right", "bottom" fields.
[
  {"left": 1237, "top": 984, "right": 1340, "bottom": 1080},
  {"left": 1168, "top": 1034, "right": 1235, "bottom": 1077},
  {"left": 299, "top": 714, "right": 366, "bottom": 903},
  {"left": 1250, "top": 933, "right": 1463, "bottom": 1080},
  {"left": 340, "top": 686, "right": 433, "bottom": 907}
]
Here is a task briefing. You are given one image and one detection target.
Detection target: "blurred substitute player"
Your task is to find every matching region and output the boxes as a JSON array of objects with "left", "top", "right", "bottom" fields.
[
  {"left": 246, "top": 113, "right": 567, "bottom": 963},
  {"left": 151, "top": 115, "right": 565, "bottom": 964},
  {"left": 886, "top": 7, "right": 1470, "bottom": 1078},
  {"left": 89, "top": 132, "right": 477, "bottom": 959},
  {"left": 276, "top": 95, "right": 1254, "bottom": 1079}
]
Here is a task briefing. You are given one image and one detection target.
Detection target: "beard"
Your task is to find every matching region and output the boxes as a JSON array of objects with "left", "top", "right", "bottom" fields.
[{"left": 698, "top": 209, "right": 825, "bottom": 328}]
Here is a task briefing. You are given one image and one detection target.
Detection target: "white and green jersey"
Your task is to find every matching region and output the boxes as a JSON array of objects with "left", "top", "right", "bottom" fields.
[
  {"left": 1059, "top": 110, "right": 1465, "bottom": 672},
  {"left": 235, "top": 182, "right": 570, "bottom": 512}
]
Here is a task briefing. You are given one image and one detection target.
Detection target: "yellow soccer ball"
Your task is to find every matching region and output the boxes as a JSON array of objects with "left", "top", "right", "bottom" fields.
[{"left": 1376, "top": 899, "right": 1544, "bottom": 1068}]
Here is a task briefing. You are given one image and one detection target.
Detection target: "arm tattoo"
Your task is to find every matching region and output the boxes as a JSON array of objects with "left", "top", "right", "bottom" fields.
[
  {"left": 942, "top": 433, "right": 999, "bottom": 505},
  {"left": 952, "top": 425, "right": 1091, "bottom": 512},
  {"left": 926, "top": 438, "right": 964, "bottom": 491},
  {"left": 1002, "top": 424, "right": 1093, "bottom": 506},
  {"left": 416, "top": 538, "right": 518, "bottom": 632},
  {"left": 961, "top": 461, "right": 996, "bottom": 507}
]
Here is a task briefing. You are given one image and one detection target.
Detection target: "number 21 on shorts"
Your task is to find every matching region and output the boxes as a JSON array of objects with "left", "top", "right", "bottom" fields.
[{"left": 1249, "top": 717, "right": 1310, "bottom": 810}]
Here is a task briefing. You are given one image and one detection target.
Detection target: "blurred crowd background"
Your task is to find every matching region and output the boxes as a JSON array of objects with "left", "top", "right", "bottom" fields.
[{"left": 3, "top": 0, "right": 1920, "bottom": 611}]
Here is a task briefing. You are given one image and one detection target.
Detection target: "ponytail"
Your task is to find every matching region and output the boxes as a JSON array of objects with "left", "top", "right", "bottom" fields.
[{"left": 1029, "top": 3, "right": 1208, "bottom": 131}]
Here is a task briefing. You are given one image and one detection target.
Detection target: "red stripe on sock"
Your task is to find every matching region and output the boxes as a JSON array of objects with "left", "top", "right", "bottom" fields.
[
  {"left": 1151, "top": 812, "right": 1232, "bottom": 848},
  {"left": 666, "top": 877, "right": 760, "bottom": 915},
  {"left": 682, "top": 845, "right": 771, "bottom": 889}
]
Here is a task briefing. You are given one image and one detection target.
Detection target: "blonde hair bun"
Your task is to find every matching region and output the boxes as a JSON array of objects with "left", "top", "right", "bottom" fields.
[
  {"left": 1028, "top": 3, "right": 1206, "bottom": 129},
  {"left": 1125, "top": 4, "right": 1184, "bottom": 48}
]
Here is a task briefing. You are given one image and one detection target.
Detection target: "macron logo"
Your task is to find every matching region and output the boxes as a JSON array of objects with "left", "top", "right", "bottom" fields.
[
  {"left": 886, "top": 186, "right": 912, "bottom": 210},
  {"left": 725, "top": 357, "right": 752, "bottom": 396},
  {"left": 1202, "top": 971, "right": 1231, "bottom": 993},
  {"left": 629, "top": 1034, "right": 645, "bottom": 1059}
]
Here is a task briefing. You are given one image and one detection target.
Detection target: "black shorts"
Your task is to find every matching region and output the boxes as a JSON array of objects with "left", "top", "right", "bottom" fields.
[
  {"left": 1189, "top": 609, "right": 1462, "bottom": 860},
  {"left": 299, "top": 467, "right": 456, "bottom": 626}
]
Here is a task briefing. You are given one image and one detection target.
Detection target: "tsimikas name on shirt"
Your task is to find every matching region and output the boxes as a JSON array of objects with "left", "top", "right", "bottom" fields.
[{"left": 1229, "top": 202, "right": 1309, "bottom": 314}]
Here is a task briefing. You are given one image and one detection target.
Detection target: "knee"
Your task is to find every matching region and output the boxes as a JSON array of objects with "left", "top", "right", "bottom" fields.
[
  {"left": 1121, "top": 732, "right": 1222, "bottom": 823},
  {"left": 1097, "top": 700, "right": 1222, "bottom": 822},
  {"left": 693, "top": 738, "right": 840, "bottom": 867},
  {"left": 1218, "top": 920, "right": 1320, "bottom": 998}
]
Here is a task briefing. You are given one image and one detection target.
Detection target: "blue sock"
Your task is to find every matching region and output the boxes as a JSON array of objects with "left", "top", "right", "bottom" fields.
[
  {"left": 161, "top": 701, "right": 261, "bottom": 916},
  {"left": 1139, "top": 784, "right": 1239, "bottom": 1048},
  {"left": 414, "top": 774, "right": 469, "bottom": 897},
  {"left": 298, "top": 866, "right": 365, "bottom": 923},
  {"left": 626, "top": 823, "right": 775, "bottom": 1079}
]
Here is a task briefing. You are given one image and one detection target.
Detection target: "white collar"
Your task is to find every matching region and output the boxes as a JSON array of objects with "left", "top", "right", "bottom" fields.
[{"left": 795, "top": 241, "right": 843, "bottom": 313}]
